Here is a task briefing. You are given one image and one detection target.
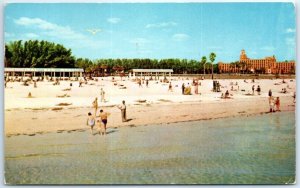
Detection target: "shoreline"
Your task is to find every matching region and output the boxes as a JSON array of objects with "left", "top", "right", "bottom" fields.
[{"left": 5, "top": 96, "right": 295, "bottom": 137}]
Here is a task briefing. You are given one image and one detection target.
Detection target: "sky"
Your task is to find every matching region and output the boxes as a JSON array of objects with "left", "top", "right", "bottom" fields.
[{"left": 4, "top": 3, "right": 296, "bottom": 63}]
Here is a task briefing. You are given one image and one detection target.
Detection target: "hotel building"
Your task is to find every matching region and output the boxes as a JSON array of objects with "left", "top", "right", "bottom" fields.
[{"left": 218, "top": 50, "right": 295, "bottom": 74}]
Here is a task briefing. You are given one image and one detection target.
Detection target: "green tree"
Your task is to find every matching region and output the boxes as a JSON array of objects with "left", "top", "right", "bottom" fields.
[
  {"left": 5, "top": 40, "right": 75, "bottom": 68},
  {"left": 209, "top": 52, "right": 216, "bottom": 79},
  {"left": 200, "top": 56, "right": 207, "bottom": 75}
]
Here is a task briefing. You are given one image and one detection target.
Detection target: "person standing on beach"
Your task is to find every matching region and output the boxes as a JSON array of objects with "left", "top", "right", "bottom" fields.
[
  {"left": 194, "top": 81, "right": 198, "bottom": 94},
  {"left": 293, "top": 92, "right": 296, "bottom": 103},
  {"left": 92, "top": 97, "right": 98, "bottom": 115},
  {"left": 168, "top": 82, "right": 173, "bottom": 92},
  {"left": 268, "top": 89, "right": 272, "bottom": 97},
  {"left": 252, "top": 85, "right": 255, "bottom": 95},
  {"left": 118, "top": 100, "right": 127, "bottom": 122},
  {"left": 182, "top": 83, "right": 185, "bottom": 94},
  {"left": 146, "top": 79, "right": 149, "bottom": 87},
  {"left": 269, "top": 96, "right": 275, "bottom": 112},
  {"left": 257, "top": 85, "right": 261, "bottom": 95},
  {"left": 86, "top": 112, "right": 96, "bottom": 135},
  {"left": 97, "top": 109, "right": 110, "bottom": 135},
  {"left": 275, "top": 97, "right": 280, "bottom": 111},
  {"left": 100, "top": 88, "right": 105, "bottom": 102}
]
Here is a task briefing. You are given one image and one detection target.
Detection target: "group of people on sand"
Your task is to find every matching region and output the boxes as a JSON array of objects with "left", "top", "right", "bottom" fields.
[
  {"left": 221, "top": 90, "right": 231, "bottom": 99},
  {"left": 87, "top": 99, "right": 127, "bottom": 135},
  {"left": 251, "top": 85, "right": 261, "bottom": 95},
  {"left": 87, "top": 109, "right": 109, "bottom": 135},
  {"left": 181, "top": 83, "right": 192, "bottom": 95}
]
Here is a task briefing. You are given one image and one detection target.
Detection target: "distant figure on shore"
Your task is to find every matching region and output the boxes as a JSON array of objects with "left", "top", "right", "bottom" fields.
[
  {"left": 194, "top": 81, "right": 198, "bottom": 94},
  {"left": 168, "top": 82, "right": 173, "bottom": 92},
  {"left": 70, "top": 82, "right": 72, "bottom": 87},
  {"left": 268, "top": 96, "right": 275, "bottom": 112},
  {"left": 100, "top": 88, "right": 105, "bottom": 102},
  {"left": 293, "top": 92, "right": 296, "bottom": 103},
  {"left": 92, "top": 97, "right": 98, "bottom": 115},
  {"left": 221, "top": 93, "right": 224, "bottom": 99},
  {"left": 79, "top": 79, "right": 83, "bottom": 87},
  {"left": 257, "top": 85, "right": 261, "bottom": 95},
  {"left": 252, "top": 85, "right": 255, "bottom": 95},
  {"left": 138, "top": 79, "right": 142, "bottom": 87},
  {"left": 281, "top": 88, "right": 287, "bottom": 93},
  {"left": 97, "top": 109, "right": 110, "bottom": 135},
  {"left": 86, "top": 112, "right": 96, "bottom": 135},
  {"left": 268, "top": 89, "right": 272, "bottom": 97},
  {"left": 34, "top": 80, "right": 37, "bottom": 88},
  {"left": 225, "top": 90, "right": 230, "bottom": 98},
  {"left": 27, "top": 92, "right": 32, "bottom": 98},
  {"left": 118, "top": 100, "right": 127, "bottom": 122},
  {"left": 182, "top": 83, "right": 185, "bottom": 94},
  {"left": 275, "top": 97, "right": 280, "bottom": 111}
]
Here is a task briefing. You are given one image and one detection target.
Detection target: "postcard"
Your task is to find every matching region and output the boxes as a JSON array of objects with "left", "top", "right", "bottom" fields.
[{"left": 4, "top": 1, "right": 296, "bottom": 184}]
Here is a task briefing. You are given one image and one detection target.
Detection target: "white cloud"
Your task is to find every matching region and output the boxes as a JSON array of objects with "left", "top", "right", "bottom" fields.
[
  {"left": 14, "top": 17, "right": 85, "bottom": 40},
  {"left": 24, "top": 33, "right": 39, "bottom": 39},
  {"left": 4, "top": 32, "right": 15, "bottom": 38},
  {"left": 14, "top": 17, "right": 107, "bottom": 50},
  {"left": 260, "top": 46, "right": 275, "bottom": 51},
  {"left": 286, "top": 28, "right": 295, "bottom": 33},
  {"left": 107, "top": 17, "right": 121, "bottom": 24},
  {"left": 146, "top": 22, "right": 177, "bottom": 29},
  {"left": 172, "top": 33, "right": 189, "bottom": 41}
]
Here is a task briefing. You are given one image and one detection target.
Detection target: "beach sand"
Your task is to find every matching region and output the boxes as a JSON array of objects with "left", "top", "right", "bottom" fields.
[{"left": 5, "top": 77, "right": 296, "bottom": 136}]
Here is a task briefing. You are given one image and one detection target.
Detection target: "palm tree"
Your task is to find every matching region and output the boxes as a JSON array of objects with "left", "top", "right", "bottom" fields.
[
  {"left": 209, "top": 52, "right": 216, "bottom": 79},
  {"left": 200, "top": 56, "right": 207, "bottom": 75}
]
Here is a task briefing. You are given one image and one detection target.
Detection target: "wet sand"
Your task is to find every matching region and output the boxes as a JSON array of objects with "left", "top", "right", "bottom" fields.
[{"left": 5, "top": 96, "right": 295, "bottom": 136}]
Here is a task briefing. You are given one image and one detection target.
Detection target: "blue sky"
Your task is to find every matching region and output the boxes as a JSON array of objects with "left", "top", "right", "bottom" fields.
[{"left": 4, "top": 3, "right": 296, "bottom": 62}]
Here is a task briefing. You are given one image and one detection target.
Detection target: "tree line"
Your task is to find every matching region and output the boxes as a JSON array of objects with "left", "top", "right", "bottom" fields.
[{"left": 5, "top": 40, "right": 218, "bottom": 74}]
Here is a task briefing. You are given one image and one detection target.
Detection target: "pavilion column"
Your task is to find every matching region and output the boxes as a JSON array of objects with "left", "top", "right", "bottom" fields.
[
  {"left": 141, "top": 72, "right": 143, "bottom": 78},
  {"left": 63, "top": 72, "right": 65, "bottom": 78}
]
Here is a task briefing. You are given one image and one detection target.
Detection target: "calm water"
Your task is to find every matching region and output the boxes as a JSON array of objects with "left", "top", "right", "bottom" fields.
[{"left": 5, "top": 112, "right": 295, "bottom": 184}]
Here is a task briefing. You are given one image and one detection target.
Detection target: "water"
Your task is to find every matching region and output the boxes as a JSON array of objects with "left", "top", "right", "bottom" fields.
[{"left": 5, "top": 112, "right": 295, "bottom": 184}]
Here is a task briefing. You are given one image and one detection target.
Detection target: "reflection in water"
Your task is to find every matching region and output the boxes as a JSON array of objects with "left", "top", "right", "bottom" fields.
[{"left": 5, "top": 112, "right": 295, "bottom": 184}]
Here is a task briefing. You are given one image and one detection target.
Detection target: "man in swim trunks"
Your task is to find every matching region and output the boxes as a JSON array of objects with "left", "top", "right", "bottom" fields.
[{"left": 98, "top": 109, "right": 110, "bottom": 135}]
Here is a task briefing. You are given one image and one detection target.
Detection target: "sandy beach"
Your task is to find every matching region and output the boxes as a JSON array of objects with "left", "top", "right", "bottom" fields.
[{"left": 5, "top": 76, "right": 296, "bottom": 136}]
